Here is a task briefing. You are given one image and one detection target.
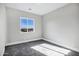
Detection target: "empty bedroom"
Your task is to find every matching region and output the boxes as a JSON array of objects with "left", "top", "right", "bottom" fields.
[{"left": 0, "top": 3, "right": 79, "bottom": 56}]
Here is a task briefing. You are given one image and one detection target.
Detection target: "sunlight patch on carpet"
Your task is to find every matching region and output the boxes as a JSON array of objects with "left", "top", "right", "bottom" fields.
[
  {"left": 39, "top": 43, "right": 70, "bottom": 54},
  {"left": 31, "top": 43, "right": 71, "bottom": 56},
  {"left": 31, "top": 45, "right": 64, "bottom": 56}
]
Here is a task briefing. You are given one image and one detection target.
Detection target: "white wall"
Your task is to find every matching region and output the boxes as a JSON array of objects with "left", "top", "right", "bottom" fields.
[
  {"left": 4, "top": 3, "right": 79, "bottom": 53},
  {"left": 43, "top": 4, "right": 79, "bottom": 52},
  {"left": 6, "top": 7, "right": 42, "bottom": 45},
  {"left": 0, "top": 5, "right": 6, "bottom": 55}
]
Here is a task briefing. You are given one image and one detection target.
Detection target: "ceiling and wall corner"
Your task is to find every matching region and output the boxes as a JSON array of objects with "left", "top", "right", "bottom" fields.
[
  {"left": 4, "top": 3, "right": 69, "bottom": 15},
  {"left": 0, "top": 3, "right": 69, "bottom": 46}
]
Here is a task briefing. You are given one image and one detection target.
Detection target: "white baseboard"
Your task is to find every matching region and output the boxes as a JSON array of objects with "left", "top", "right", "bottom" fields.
[
  {"left": 6, "top": 38, "right": 42, "bottom": 46},
  {"left": 5, "top": 37, "right": 79, "bottom": 53},
  {"left": 43, "top": 38, "right": 79, "bottom": 53}
]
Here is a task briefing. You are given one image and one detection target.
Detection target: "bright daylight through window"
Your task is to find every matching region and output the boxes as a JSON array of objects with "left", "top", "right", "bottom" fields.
[{"left": 20, "top": 17, "right": 35, "bottom": 32}]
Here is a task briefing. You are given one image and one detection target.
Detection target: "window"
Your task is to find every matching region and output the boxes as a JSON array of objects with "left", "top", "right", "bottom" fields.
[{"left": 20, "top": 17, "right": 35, "bottom": 32}]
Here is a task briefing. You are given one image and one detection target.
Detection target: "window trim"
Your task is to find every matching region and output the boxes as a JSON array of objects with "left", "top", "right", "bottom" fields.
[{"left": 20, "top": 16, "right": 35, "bottom": 33}]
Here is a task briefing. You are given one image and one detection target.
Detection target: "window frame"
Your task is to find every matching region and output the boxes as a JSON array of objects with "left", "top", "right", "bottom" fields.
[{"left": 20, "top": 17, "right": 35, "bottom": 33}]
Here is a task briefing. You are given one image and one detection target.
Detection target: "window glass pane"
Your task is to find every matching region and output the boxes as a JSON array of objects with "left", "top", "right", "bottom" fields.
[
  {"left": 27, "top": 18, "right": 34, "bottom": 32},
  {"left": 28, "top": 19, "right": 33, "bottom": 26},
  {"left": 20, "top": 17, "right": 35, "bottom": 32},
  {"left": 20, "top": 17, "right": 28, "bottom": 28},
  {"left": 20, "top": 17, "right": 28, "bottom": 32},
  {"left": 27, "top": 19, "right": 33, "bottom": 28}
]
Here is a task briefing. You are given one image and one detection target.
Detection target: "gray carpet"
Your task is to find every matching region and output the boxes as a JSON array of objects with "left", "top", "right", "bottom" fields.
[{"left": 4, "top": 40, "right": 79, "bottom": 56}]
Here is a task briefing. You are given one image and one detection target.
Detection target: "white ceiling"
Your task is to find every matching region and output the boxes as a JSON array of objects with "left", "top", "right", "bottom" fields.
[{"left": 4, "top": 3, "right": 68, "bottom": 15}]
